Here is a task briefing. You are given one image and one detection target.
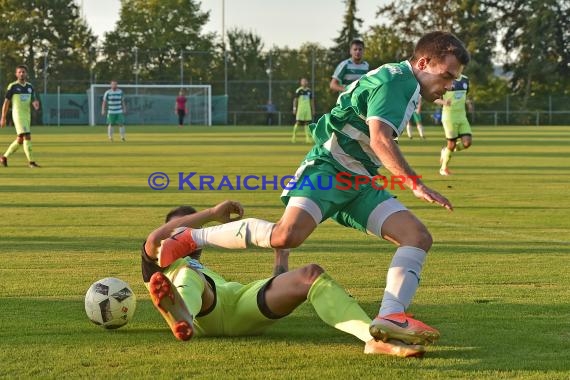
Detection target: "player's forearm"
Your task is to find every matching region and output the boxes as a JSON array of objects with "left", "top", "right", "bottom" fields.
[
  {"left": 371, "top": 129, "right": 423, "bottom": 190},
  {"left": 148, "top": 208, "right": 216, "bottom": 244},
  {"left": 329, "top": 79, "right": 344, "bottom": 92},
  {"left": 1, "top": 99, "right": 10, "bottom": 120},
  {"left": 273, "top": 249, "right": 289, "bottom": 275},
  {"left": 145, "top": 208, "right": 216, "bottom": 256}
]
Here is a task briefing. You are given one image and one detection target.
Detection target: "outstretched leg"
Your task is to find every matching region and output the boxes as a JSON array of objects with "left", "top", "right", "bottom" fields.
[
  {"left": 264, "top": 264, "right": 425, "bottom": 357},
  {"left": 158, "top": 205, "right": 317, "bottom": 268}
]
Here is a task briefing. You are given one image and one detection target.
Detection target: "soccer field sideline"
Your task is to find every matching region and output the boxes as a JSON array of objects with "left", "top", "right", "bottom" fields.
[{"left": 0, "top": 125, "right": 569, "bottom": 379}]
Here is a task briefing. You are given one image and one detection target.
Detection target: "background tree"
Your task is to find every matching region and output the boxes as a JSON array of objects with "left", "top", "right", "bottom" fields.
[
  {"left": 0, "top": 0, "right": 96, "bottom": 94},
  {"left": 330, "top": 0, "right": 364, "bottom": 63},
  {"left": 270, "top": 43, "right": 331, "bottom": 118},
  {"left": 374, "top": 0, "right": 496, "bottom": 105},
  {"left": 363, "top": 25, "right": 413, "bottom": 69},
  {"left": 98, "top": 0, "right": 214, "bottom": 85},
  {"left": 224, "top": 28, "right": 267, "bottom": 114},
  {"left": 485, "top": 0, "right": 570, "bottom": 108}
]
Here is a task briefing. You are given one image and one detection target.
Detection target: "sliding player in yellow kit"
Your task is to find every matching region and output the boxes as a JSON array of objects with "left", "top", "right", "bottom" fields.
[{"left": 142, "top": 200, "right": 425, "bottom": 357}]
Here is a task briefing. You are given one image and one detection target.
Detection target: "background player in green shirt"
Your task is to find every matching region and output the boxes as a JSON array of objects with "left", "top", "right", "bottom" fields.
[
  {"left": 330, "top": 39, "right": 369, "bottom": 92},
  {"left": 0, "top": 65, "right": 41, "bottom": 168},
  {"left": 435, "top": 74, "right": 473, "bottom": 175},
  {"left": 142, "top": 200, "right": 425, "bottom": 357},
  {"left": 157, "top": 31, "right": 470, "bottom": 351},
  {"left": 291, "top": 78, "right": 315, "bottom": 143},
  {"left": 101, "top": 80, "right": 127, "bottom": 142}
]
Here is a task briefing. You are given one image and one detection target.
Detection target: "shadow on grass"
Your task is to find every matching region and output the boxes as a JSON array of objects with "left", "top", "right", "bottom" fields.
[{"left": 1, "top": 297, "right": 568, "bottom": 373}]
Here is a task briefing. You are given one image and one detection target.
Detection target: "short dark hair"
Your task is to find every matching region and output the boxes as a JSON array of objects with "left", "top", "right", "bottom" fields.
[
  {"left": 411, "top": 31, "right": 470, "bottom": 66},
  {"left": 350, "top": 38, "right": 364, "bottom": 48},
  {"left": 16, "top": 65, "right": 28, "bottom": 72},
  {"left": 164, "top": 205, "right": 202, "bottom": 260},
  {"left": 165, "top": 205, "right": 197, "bottom": 222}
]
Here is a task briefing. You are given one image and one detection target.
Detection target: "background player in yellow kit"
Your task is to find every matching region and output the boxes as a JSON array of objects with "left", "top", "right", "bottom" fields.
[
  {"left": 0, "top": 65, "right": 41, "bottom": 168},
  {"left": 435, "top": 74, "right": 474, "bottom": 176}
]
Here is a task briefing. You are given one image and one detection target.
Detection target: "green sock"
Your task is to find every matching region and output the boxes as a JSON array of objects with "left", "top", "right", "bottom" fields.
[
  {"left": 23, "top": 140, "right": 34, "bottom": 162},
  {"left": 292, "top": 124, "right": 299, "bottom": 142},
  {"left": 441, "top": 147, "right": 452, "bottom": 170},
  {"left": 308, "top": 273, "right": 372, "bottom": 342},
  {"left": 454, "top": 142, "right": 464, "bottom": 152},
  {"left": 4, "top": 140, "right": 20, "bottom": 157},
  {"left": 165, "top": 265, "right": 205, "bottom": 317}
]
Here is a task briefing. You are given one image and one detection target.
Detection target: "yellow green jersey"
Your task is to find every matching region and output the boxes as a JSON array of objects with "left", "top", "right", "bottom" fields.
[
  {"left": 294, "top": 86, "right": 313, "bottom": 121},
  {"left": 442, "top": 75, "right": 469, "bottom": 117},
  {"left": 5, "top": 80, "right": 36, "bottom": 130}
]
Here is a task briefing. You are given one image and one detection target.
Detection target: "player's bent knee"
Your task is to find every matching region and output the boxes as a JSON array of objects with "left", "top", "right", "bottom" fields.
[
  {"left": 271, "top": 230, "right": 306, "bottom": 249},
  {"left": 415, "top": 229, "right": 433, "bottom": 251},
  {"left": 298, "top": 263, "right": 324, "bottom": 283},
  {"left": 401, "top": 225, "right": 432, "bottom": 251}
]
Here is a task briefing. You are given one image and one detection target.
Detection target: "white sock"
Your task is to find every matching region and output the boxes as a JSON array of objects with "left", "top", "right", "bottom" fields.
[
  {"left": 107, "top": 125, "right": 113, "bottom": 139},
  {"left": 120, "top": 126, "right": 126, "bottom": 139},
  {"left": 379, "top": 246, "right": 426, "bottom": 316},
  {"left": 406, "top": 123, "right": 412, "bottom": 138},
  {"left": 417, "top": 124, "right": 425, "bottom": 138},
  {"left": 191, "top": 218, "right": 274, "bottom": 249}
]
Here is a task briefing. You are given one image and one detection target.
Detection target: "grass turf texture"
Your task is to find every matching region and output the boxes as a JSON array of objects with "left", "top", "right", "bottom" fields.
[{"left": 0, "top": 125, "right": 569, "bottom": 379}]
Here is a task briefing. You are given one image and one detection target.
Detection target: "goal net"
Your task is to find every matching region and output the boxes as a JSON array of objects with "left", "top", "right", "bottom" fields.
[{"left": 88, "top": 84, "right": 212, "bottom": 126}]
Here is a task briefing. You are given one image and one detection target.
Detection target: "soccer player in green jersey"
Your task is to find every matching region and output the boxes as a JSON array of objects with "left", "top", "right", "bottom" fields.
[
  {"left": 435, "top": 75, "right": 473, "bottom": 175},
  {"left": 101, "top": 80, "right": 127, "bottom": 142},
  {"left": 142, "top": 200, "right": 425, "bottom": 357},
  {"left": 330, "top": 39, "right": 369, "bottom": 92},
  {"left": 291, "top": 78, "right": 315, "bottom": 143},
  {"left": 406, "top": 95, "right": 425, "bottom": 139},
  {"left": 156, "top": 31, "right": 470, "bottom": 351},
  {"left": 0, "top": 65, "right": 41, "bottom": 168}
]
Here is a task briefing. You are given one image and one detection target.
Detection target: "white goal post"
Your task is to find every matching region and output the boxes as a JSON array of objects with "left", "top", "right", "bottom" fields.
[{"left": 88, "top": 84, "right": 212, "bottom": 126}]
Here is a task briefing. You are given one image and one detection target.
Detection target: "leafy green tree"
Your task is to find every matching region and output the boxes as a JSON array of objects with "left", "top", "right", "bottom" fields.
[
  {"left": 270, "top": 43, "right": 332, "bottom": 116},
  {"left": 224, "top": 28, "right": 267, "bottom": 114},
  {"left": 0, "top": 0, "right": 96, "bottom": 93},
  {"left": 485, "top": 0, "right": 570, "bottom": 107},
  {"left": 330, "top": 0, "right": 364, "bottom": 63},
  {"left": 363, "top": 25, "right": 413, "bottom": 69},
  {"left": 99, "top": 0, "right": 214, "bottom": 84},
  {"left": 375, "top": 0, "right": 495, "bottom": 85}
]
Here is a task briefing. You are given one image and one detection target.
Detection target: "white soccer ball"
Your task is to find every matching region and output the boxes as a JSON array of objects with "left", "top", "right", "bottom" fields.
[{"left": 85, "top": 277, "right": 136, "bottom": 329}]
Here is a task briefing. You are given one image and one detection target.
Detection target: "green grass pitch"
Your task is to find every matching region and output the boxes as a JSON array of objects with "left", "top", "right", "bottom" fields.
[{"left": 0, "top": 125, "right": 569, "bottom": 379}]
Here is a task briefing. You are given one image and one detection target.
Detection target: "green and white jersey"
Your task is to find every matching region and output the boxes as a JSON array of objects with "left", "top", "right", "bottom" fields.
[
  {"left": 332, "top": 58, "right": 369, "bottom": 86},
  {"left": 5, "top": 81, "right": 36, "bottom": 126},
  {"left": 308, "top": 60, "right": 420, "bottom": 176},
  {"left": 103, "top": 89, "right": 125, "bottom": 114},
  {"left": 442, "top": 75, "right": 469, "bottom": 117}
]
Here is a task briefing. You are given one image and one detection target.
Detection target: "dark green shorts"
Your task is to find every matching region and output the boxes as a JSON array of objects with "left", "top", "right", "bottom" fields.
[
  {"left": 106, "top": 113, "right": 125, "bottom": 125},
  {"left": 281, "top": 160, "right": 399, "bottom": 233}
]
